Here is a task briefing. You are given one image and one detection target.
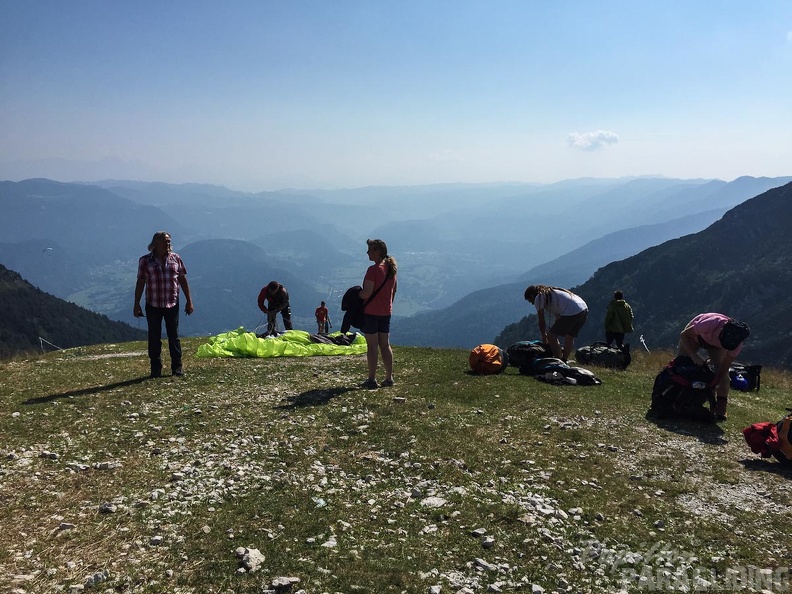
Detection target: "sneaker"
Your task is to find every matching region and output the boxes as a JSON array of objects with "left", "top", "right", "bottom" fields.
[
  {"left": 381, "top": 378, "right": 395, "bottom": 387},
  {"left": 172, "top": 367, "right": 184, "bottom": 377},
  {"left": 150, "top": 369, "right": 162, "bottom": 379},
  {"left": 360, "top": 378, "right": 379, "bottom": 389},
  {"left": 714, "top": 397, "right": 728, "bottom": 421}
]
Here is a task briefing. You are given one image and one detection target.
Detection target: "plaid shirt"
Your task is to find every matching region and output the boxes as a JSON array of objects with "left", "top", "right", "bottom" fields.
[{"left": 137, "top": 252, "right": 187, "bottom": 309}]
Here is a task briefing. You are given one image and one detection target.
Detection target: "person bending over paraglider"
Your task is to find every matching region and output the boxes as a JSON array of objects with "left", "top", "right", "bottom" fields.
[{"left": 257, "top": 281, "right": 292, "bottom": 334}]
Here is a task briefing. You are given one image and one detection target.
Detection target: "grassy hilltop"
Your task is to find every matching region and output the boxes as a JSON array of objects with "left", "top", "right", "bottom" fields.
[{"left": 2, "top": 339, "right": 792, "bottom": 593}]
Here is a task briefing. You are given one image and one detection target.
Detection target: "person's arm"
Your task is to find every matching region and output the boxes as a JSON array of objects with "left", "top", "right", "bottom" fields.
[
  {"left": 257, "top": 289, "right": 269, "bottom": 314},
  {"left": 359, "top": 278, "right": 375, "bottom": 300},
  {"left": 679, "top": 326, "right": 705, "bottom": 366},
  {"left": 604, "top": 303, "right": 614, "bottom": 328},
  {"left": 179, "top": 275, "right": 194, "bottom": 315},
  {"left": 133, "top": 278, "right": 146, "bottom": 317},
  {"left": 536, "top": 308, "right": 548, "bottom": 342}
]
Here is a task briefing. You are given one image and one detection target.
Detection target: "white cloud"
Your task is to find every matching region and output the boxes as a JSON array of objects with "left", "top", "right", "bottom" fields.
[{"left": 567, "top": 130, "right": 619, "bottom": 151}]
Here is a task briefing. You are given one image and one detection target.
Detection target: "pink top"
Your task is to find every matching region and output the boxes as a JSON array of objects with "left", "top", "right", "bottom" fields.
[
  {"left": 363, "top": 262, "right": 396, "bottom": 316},
  {"left": 686, "top": 312, "right": 743, "bottom": 356}
]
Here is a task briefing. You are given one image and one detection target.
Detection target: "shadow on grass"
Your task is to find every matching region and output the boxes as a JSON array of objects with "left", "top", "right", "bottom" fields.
[
  {"left": 278, "top": 386, "right": 358, "bottom": 409},
  {"left": 22, "top": 376, "right": 151, "bottom": 405},
  {"left": 738, "top": 458, "right": 792, "bottom": 478},
  {"left": 644, "top": 410, "right": 727, "bottom": 445}
]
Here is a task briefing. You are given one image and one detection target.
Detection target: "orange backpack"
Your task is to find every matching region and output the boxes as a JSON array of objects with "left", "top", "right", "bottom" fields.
[{"left": 469, "top": 344, "right": 508, "bottom": 375}]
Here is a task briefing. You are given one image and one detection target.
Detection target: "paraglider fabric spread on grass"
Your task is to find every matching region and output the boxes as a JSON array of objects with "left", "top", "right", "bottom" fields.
[{"left": 196, "top": 328, "right": 367, "bottom": 358}]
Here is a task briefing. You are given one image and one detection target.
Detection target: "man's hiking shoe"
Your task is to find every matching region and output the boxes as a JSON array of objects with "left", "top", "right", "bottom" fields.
[
  {"left": 360, "top": 378, "right": 379, "bottom": 389},
  {"left": 381, "top": 378, "right": 395, "bottom": 387},
  {"left": 714, "top": 397, "right": 728, "bottom": 421}
]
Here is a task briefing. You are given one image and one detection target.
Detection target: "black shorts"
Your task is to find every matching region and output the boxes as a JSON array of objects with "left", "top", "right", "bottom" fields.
[
  {"left": 361, "top": 314, "right": 391, "bottom": 334},
  {"left": 549, "top": 310, "right": 588, "bottom": 338}
]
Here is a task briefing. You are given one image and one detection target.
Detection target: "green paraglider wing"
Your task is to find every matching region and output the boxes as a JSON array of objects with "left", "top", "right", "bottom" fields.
[{"left": 196, "top": 328, "right": 367, "bottom": 358}]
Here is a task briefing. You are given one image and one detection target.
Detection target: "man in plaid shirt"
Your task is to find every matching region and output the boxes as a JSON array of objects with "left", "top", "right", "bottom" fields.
[{"left": 134, "top": 231, "right": 194, "bottom": 377}]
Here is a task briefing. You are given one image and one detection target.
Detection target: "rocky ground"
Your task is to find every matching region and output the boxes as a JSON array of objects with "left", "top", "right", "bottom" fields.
[{"left": 3, "top": 348, "right": 792, "bottom": 593}]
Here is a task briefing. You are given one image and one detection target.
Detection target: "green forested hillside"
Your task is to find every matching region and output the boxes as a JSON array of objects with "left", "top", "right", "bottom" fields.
[{"left": 0, "top": 264, "right": 146, "bottom": 358}]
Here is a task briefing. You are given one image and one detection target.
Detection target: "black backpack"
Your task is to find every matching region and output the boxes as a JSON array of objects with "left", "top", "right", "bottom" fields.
[
  {"left": 575, "top": 342, "right": 631, "bottom": 369},
  {"left": 650, "top": 356, "right": 716, "bottom": 421},
  {"left": 519, "top": 356, "right": 566, "bottom": 376},
  {"left": 506, "top": 341, "right": 552, "bottom": 368},
  {"left": 520, "top": 357, "right": 602, "bottom": 386}
]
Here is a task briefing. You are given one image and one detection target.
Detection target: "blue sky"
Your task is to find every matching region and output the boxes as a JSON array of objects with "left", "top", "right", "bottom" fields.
[{"left": 1, "top": 1, "right": 791, "bottom": 191}]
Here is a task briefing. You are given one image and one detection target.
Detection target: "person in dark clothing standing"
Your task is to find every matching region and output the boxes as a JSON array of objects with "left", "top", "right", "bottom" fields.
[
  {"left": 604, "top": 290, "right": 634, "bottom": 349},
  {"left": 133, "top": 231, "right": 194, "bottom": 378},
  {"left": 257, "top": 281, "right": 292, "bottom": 334}
]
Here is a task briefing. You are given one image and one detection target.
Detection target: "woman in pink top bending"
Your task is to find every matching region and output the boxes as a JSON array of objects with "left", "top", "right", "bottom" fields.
[
  {"left": 678, "top": 312, "right": 750, "bottom": 421},
  {"left": 358, "top": 239, "right": 398, "bottom": 389}
]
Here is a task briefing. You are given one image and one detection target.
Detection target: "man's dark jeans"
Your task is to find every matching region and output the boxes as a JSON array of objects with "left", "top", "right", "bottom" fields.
[{"left": 146, "top": 303, "right": 181, "bottom": 375}]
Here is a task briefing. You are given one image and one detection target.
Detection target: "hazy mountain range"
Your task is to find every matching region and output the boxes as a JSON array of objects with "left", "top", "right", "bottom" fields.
[{"left": 2, "top": 175, "right": 791, "bottom": 365}]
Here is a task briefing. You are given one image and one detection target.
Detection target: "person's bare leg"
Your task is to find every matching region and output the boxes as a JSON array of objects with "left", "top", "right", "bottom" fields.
[
  {"left": 546, "top": 333, "right": 562, "bottom": 359},
  {"left": 379, "top": 333, "right": 393, "bottom": 381},
  {"left": 562, "top": 335, "right": 575, "bottom": 361},
  {"left": 364, "top": 333, "right": 379, "bottom": 380},
  {"left": 708, "top": 346, "right": 730, "bottom": 418}
]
